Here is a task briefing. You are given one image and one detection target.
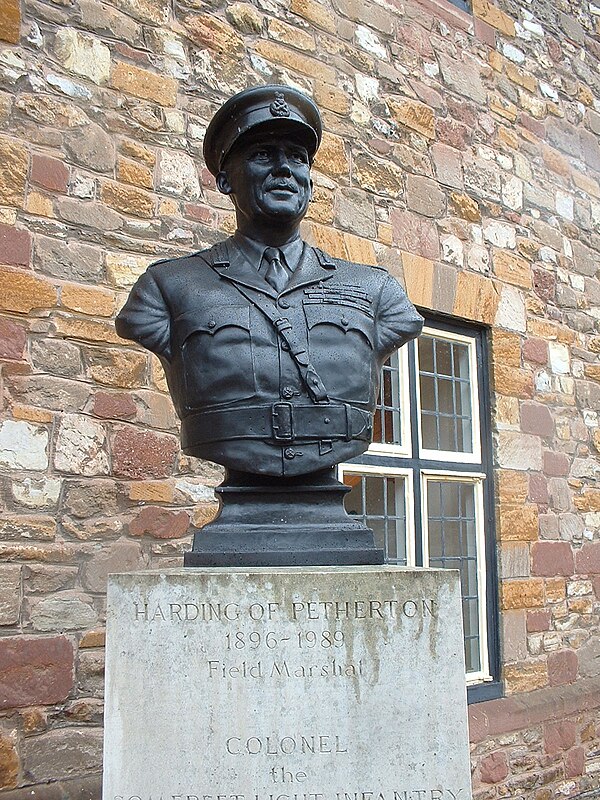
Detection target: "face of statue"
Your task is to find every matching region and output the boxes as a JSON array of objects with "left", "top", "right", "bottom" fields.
[{"left": 216, "top": 131, "right": 313, "bottom": 235}]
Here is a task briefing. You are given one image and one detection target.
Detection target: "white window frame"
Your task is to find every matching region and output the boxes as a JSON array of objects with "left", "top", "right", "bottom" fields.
[
  {"left": 420, "top": 470, "right": 492, "bottom": 685},
  {"left": 415, "top": 327, "right": 482, "bottom": 464},
  {"left": 338, "top": 463, "right": 415, "bottom": 567},
  {"left": 340, "top": 321, "right": 496, "bottom": 690},
  {"left": 368, "top": 345, "right": 412, "bottom": 459}
]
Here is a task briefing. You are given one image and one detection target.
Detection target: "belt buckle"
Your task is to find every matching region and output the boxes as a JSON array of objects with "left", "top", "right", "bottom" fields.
[{"left": 272, "top": 402, "right": 294, "bottom": 441}]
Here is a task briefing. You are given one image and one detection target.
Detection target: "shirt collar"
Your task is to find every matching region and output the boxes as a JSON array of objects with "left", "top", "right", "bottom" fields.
[{"left": 233, "top": 231, "right": 304, "bottom": 272}]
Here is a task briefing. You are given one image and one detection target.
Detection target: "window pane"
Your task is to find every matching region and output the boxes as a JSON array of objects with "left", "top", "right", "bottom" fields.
[
  {"left": 372, "top": 351, "right": 403, "bottom": 446},
  {"left": 419, "top": 335, "right": 474, "bottom": 454},
  {"left": 343, "top": 473, "right": 407, "bottom": 565},
  {"left": 426, "top": 479, "right": 481, "bottom": 674}
]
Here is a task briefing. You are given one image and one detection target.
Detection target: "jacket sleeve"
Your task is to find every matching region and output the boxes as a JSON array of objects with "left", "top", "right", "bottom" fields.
[
  {"left": 374, "top": 274, "right": 424, "bottom": 360},
  {"left": 115, "top": 267, "right": 172, "bottom": 361}
]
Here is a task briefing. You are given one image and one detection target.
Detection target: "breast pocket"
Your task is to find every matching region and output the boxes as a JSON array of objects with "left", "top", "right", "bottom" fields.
[
  {"left": 304, "top": 303, "right": 375, "bottom": 403},
  {"left": 176, "top": 306, "right": 256, "bottom": 410}
]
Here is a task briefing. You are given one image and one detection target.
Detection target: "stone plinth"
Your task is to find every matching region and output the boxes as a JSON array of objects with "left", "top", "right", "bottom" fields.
[{"left": 103, "top": 568, "right": 472, "bottom": 800}]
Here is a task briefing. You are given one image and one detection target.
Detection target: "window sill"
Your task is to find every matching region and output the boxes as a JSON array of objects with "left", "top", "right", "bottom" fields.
[{"left": 468, "top": 680, "right": 503, "bottom": 704}]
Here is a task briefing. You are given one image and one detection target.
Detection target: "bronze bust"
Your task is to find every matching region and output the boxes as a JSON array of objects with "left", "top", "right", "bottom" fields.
[{"left": 116, "top": 85, "right": 423, "bottom": 565}]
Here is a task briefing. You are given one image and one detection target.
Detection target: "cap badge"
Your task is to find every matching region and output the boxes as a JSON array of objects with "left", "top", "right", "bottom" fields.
[{"left": 269, "top": 91, "right": 291, "bottom": 117}]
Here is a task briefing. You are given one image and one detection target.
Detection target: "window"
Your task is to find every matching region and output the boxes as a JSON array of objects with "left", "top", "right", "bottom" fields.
[{"left": 340, "top": 318, "right": 500, "bottom": 703}]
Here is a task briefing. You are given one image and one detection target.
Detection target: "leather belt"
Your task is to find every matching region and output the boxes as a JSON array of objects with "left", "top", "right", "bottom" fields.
[{"left": 184, "top": 403, "right": 372, "bottom": 445}]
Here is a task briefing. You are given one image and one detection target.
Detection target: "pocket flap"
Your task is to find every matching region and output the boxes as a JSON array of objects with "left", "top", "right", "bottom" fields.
[
  {"left": 176, "top": 306, "right": 251, "bottom": 342},
  {"left": 303, "top": 303, "right": 374, "bottom": 344}
]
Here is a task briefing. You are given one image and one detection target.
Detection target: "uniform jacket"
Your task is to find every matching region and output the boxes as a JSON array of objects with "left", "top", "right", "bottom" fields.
[{"left": 115, "top": 238, "right": 423, "bottom": 477}]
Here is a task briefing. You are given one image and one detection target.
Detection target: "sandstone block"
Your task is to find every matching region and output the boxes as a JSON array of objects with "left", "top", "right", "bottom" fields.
[
  {"left": 479, "top": 751, "right": 509, "bottom": 784},
  {"left": 61, "top": 284, "right": 115, "bottom": 317},
  {"left": 101, "top": 180, "right": 155, "bottom": 218},
  {"left": 493, "top": 366, "right": 533, "bottom": 398},
  {"left": 257, "top": 40, "right": 337, "bottom": 83},
  {"left": 388, "top": 98, "right": 435, "bottom": 139},
  {"left": 453, "top": 271, "right": 499, "bottom": 325},
  {"left": 313, "top": 132, "right": 349, "bottom": 179},
  {"left": 0, "top": 0, "right": 20, "bottom": 43},
  {"left": 439, "top": 53, "right": 487, "bottom": 105},
  {"left": 185, "top": 13, "right": 244, "bottom": 54},
  {"left": 498, "top": 470, "right": 528, "bottom": 505},
  {"left": 565, "top": 747, "right": 585, "bottom": 778},
  {"left": 520, "top": 402, "right": 553, "bottom": 436},
  {"left": 290, "top": 0, "right": 336, "bottom": 33},
  {"left": 497, "top": 431, "right": 542, "bottom": 470},
  {"left": 52, "top": 318, "right": 122, "bottom": 349},
  {"left": 0, "top": 566, "right": 21, "bottom": 626},
  {"left": 84, "top": 347, "right": 147, "bottom": 388},
  {"left": 22, "top": 728, "right": 103, "bottom": 783},
  {"left": 0, "top": 420, "right": 48, "bottom": 470},
  {"left": 34, "top": 236, "right": 103, "bottom": 283},
  {"left": 390, "top": 210, "right": 439, "bottom": 260},
  {"left": 0, "top": 730, "right": 19, "bottom": 790},
  {"left": 63, "top": 479, "right": 119, "bottom": 519},
  {"left": 106, "top": 252, "right": 149, "bottom": 288},
  {"left": 492, "top": 330, "right": 521, "bottom": 369},
  {"left": 157, "top": 150, "right": 200, "bottom": 199},
  {"left": 531, "top": 542, "right": 574, "bottom": 577},
  {"left": 56, "top": 197, "right": 123, "bottom": 232},
  {"left": 449, "top": 192, "right": 480, "bottom": 222},
  {"left": 92, "top": 391, "right": 137, "bottom": 420},
  {"left": 54, "top": 28, "right": 110, "bottom": 84},
  {"left": 0, "top": 515, "right": 56, "bottom": 542},
  {"left": 0, "top": 267, "right": 56, "bottom": 314},
  {"left": 64, "top": 122, "right": 115, "bottom": 172},
  {"left": 0, "top": 223, "right": 30, "bottom": 267},
  {"left": 527, "top": 609, "right": 551, "bottom": 632},
  {"left": 268, "top": 18, "right": 315, "bottom": 50},
  {"left": 548, "top": 650, "right": 578, "bottom": 686},
  {"left": 575, "top": 543, "right": 600, "bottom": 574},
  {"left": 406, "top": 174, "right": 446, "bottom": 218},
  {"left": 401, "top": 252, "right": 434, "bottom": 308},
  {"left": 498, "top": 506, "right": 538, "bottom": 542},
  {"left": 111, "top": 426, "right": 178, "bottom": 479},
  {"left": 53, "top": 413, "right": 109, "bottom": 476},
  {"left": 504, "top": 660, "right": 548, "bottom": 693},
  {"left": 30, "top": 591, "right": 98, "bottom": 632},
  {"left": 0, "top": 136, "right": 27, "bottom": 207},
  {"left": 314, "top": 83, "right": 351, "bottom": 115},
  {"left": 493, "top": 250, "right": 531, "bottom": 288},
  {"left": 225, "top": 2, "right": 263, "bottom": 33},
  {"left": 0, "top": 317, "right": 26, "bottom": 359},
  {"left": 0, "top": 635, "right": 74, "bottom": 709},
  {"left": 432, "top": 143, "right": 463, "bottom": 190},
  {"left": 129, "top": 507, "right": 190, "bottom": 539},
  {"left": 117, "top": 156, "right": 153, "bottom": 189},
  {"left": 472, "top": 0, "right": 515, "bottom": 35},
  {"left": 81, "top": 540, "right": 145, "bottom": 593},
  {"left": 35, "top": 157, "right": 70, "bottom": 200},
  {"left": 110, "top": 61, "right": 177, "bottom": 106},
  {"left": 501, "top": 579, "right": 544, "bottom": 609},
  {"left": 353, "top": 151, "right": 403, "bottom": 198},
  {"left": 11, "top": 477, "right": 61, "bottom": 510},
  {"left": 130, "top": 481, "right": 174, "bottom": 503}
]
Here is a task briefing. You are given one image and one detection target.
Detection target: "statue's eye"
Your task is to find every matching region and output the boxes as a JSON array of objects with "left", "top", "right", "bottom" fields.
[
  {"left": 252, "top": 149, "right": 270, "bottom": 160},
  {"left": 291, "top": 150, "right": 308, "bottom": 163}
]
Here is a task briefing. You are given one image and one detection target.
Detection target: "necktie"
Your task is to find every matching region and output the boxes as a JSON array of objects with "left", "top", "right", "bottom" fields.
[{"left": 263, "top": 247, "right": 289, "bottom": 294}]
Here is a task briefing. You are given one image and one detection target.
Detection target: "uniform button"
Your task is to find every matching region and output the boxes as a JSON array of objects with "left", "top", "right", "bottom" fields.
[
  {"left": 282, "top": 386, "right": 296, "bottom": 399},
  {"left": 284, "top": 448, "right": 296, "bottom": 459},
  {"left": 278, "top": 298, "right": 290, "bottom": 309},
  {"left": 208, "top": 320, "right": 216, "bottom": 328},
  {"left": 281, "top": 340, "right": 290, "bottom": 351},
  {"left": 341, "top": 317, "right": 349, "bottom": 326}
]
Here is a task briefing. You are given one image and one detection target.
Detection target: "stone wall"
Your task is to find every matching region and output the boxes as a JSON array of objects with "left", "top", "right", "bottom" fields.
[{"left": 0, "top": 0, "right": 599, "bottom": 796}]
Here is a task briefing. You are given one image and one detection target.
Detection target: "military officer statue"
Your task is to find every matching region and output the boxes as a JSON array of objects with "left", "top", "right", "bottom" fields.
[{"left": 116, "top": 85, "right": 423, "bottom": 566}]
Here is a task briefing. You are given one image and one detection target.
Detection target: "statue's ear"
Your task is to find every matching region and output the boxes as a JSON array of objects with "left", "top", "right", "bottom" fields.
[{"left": 216, "top": 171, "right": 233, "bottom": 195}]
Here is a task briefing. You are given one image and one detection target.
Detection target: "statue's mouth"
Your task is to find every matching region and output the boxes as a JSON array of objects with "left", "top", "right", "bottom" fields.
[{"left": 267, "top": 182, "right": 298, "bottom": 193}]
